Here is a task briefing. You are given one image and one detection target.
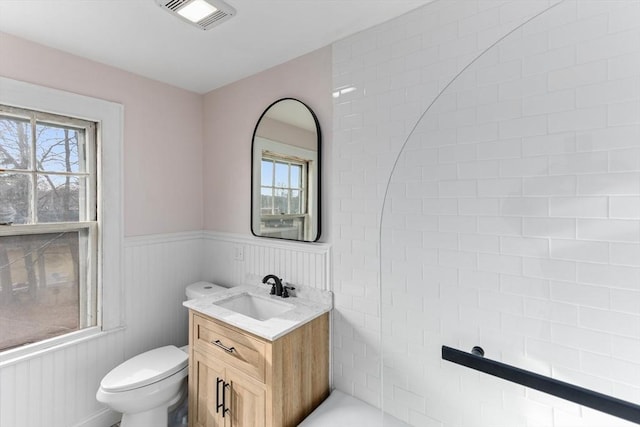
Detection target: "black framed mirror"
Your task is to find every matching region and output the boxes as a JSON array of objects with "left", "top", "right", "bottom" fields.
[{"left": 251, "top": 98, "right": 321, "bottom": 242}]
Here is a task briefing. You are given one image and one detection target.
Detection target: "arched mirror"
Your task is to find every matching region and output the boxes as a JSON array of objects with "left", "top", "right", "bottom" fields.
[{"left": 251, "top": 98, "right": 321, "bottom": 242}]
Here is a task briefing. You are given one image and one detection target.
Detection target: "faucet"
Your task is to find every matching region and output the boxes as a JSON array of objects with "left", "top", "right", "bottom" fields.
[{"left": 262, "top": 274, "right": 283, "bottom": 297}]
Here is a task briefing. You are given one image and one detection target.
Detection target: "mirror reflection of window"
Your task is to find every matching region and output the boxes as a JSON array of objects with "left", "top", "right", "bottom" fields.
[
  {"left": 260, "top": 157, "right": 306, "bottom": 215},
  {"left": 259, "top": 153, "right": 309, "bottom": 240},
  {"left": 251, "top": 98, "right": 320, "bottom": 242}
]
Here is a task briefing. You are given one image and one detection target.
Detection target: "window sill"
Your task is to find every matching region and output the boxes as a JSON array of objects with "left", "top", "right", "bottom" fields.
[{"left": 0, "top": 326, "right": 125, "bottom": 368}]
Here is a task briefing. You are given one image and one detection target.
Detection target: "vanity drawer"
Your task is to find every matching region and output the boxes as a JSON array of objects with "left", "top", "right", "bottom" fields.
[{"left": 192, "top": 314, "right": 266, "bottom": 383}]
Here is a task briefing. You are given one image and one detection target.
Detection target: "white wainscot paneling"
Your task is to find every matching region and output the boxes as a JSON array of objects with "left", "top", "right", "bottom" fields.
[
  {"left": 0, "top": 330, "right": 124, "bottom": 427},
  {"left": 123, "top": 231, "right": 204, "bottom": 358},
  {"left": 202, "top": 231, "right": 331, "bottom": 292}
]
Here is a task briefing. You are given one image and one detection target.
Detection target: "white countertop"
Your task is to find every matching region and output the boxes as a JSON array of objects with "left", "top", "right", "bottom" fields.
[{"left": 183, "top": 284, "right": 332, "bottom": 341}]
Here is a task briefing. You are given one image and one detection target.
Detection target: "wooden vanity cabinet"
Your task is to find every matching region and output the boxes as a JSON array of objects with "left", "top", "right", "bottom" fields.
[{"left": 188, "top": 311, "right": 329, "bottom": 427}]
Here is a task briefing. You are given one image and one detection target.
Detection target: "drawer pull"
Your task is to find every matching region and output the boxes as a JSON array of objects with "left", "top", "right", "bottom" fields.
[{"left": 213, "top": 339, "right": 236, "bottom": 353}]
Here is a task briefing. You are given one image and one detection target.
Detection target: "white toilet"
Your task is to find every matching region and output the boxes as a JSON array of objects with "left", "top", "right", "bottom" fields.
[{"left": 96, "top": 281, "right": 227, "bottom": 427}]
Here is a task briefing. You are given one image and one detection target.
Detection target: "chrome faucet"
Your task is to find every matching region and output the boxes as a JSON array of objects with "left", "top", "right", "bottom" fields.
[{"left": 262, "top": 274, "right": 283, "bottom": 297}]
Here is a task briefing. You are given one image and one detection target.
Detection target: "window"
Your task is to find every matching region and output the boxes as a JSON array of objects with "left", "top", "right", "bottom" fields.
[
  {"left": 0, "top": 77, "right": 122, "bottom": 365},
  {"left": 260, "top": 156, "right": 306, "bottom": 215},
  {"left": 259, "top": 154, "right": 309, "bottom": 240},
  {"left": 0, "top": 104, "right": 97, "bottom": 352}
]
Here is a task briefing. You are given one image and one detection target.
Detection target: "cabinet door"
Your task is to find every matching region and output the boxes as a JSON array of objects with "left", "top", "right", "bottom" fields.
[
  {"left": 191, "top": 350, "right": 226, "bottom": 427},
  {"left": 225, "top": 369, "right": 266, "bottom": 427}
]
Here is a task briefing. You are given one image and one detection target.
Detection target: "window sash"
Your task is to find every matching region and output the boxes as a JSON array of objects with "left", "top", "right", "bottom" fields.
[
  {"left": 0, "top": 228, "right": 99, "bottom": 330},
  {"left": 260, "top": 156, "right": 308, "bottom": 215},
  {"left": 0, "top": 104, "right": 97, "bottom": 224},
  {"left": 0, "top": 103, "right": 99, "bottom": 353}
]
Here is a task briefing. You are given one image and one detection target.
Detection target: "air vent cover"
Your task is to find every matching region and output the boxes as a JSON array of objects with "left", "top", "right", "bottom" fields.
[{"left": 156, "top": 0, "right": 236, "bottom": 31}]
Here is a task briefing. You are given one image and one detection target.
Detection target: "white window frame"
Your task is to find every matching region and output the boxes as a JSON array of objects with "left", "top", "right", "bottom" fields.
[{"left": 0, "top": 77, "right": 123, "bottom": 365}]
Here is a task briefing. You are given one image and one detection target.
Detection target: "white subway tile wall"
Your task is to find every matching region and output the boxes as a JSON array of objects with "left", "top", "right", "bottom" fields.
[{"left": 333, "top": 0, "right": 640, "bottom": 426}]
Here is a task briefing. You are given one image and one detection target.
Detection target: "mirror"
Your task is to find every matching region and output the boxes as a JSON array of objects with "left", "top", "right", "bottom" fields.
[{"left": 251, "top": 98, "right": 321, "bottom": 242}]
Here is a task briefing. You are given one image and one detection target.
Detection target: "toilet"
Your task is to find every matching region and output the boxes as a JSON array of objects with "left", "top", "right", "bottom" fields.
[{"left": 96, "top": 281, "right": 227, "bottom": 427}]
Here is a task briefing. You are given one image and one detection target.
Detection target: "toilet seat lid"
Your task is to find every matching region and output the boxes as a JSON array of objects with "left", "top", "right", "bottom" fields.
[{"left": 100, "top": 345, "right": 188, "bottom": 392}]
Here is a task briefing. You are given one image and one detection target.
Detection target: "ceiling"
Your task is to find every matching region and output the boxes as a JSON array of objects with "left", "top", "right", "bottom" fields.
[{"left": 0, "top": 0, "right": 433, "bottom": 94}]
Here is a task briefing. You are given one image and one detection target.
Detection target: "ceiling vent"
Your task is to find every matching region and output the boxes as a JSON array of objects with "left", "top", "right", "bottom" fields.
[{"left": 156, "top": 0, "right": 236, "bottom": 31}]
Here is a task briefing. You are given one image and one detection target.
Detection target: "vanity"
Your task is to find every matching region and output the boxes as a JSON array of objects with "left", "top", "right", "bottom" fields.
[
  {"left": 184, "top": 96, "right": 329, "bottom": 426},
  {"left": 184, "top": 286, "right": 331, "bottom": 427}
]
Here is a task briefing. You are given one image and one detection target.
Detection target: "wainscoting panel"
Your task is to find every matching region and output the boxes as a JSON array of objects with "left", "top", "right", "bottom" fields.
[
  {"left": 0, "top": 330, "right": 124, "bottom": 427},
  {"left": 122, "top": 231, "right": 203, "bottom": 358},
  {"left": 202, "top": 231, "right": 331, "bottom": 291}
]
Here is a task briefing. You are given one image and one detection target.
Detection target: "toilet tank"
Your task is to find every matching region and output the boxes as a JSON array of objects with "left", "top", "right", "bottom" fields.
[{"left": 185, "top": 281, "right": 227, "bottom": 300}]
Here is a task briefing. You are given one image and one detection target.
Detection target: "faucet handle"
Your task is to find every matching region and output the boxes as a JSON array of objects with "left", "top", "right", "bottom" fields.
[{"left": 282, "top": 285, "right": 295, "bottom": 298}]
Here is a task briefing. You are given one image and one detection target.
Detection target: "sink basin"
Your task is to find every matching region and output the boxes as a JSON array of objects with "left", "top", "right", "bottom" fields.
[{"left": 213, "top": 293, "right": 294, "bottom": 321}]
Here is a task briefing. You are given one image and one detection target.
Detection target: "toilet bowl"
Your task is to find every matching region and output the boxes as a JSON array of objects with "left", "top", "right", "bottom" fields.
[
  {"left": 97, "top": 345, "right": 188, "bottom": 426},
  {"left": 96, "top": 281, "right": 227, "bottom": 427}
]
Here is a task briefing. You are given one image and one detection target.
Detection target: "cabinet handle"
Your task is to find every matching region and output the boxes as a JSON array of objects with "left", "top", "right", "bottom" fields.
[
  {"left": 216, "top": 377, "right": 224, "bottom": 414},
  {"left": 216, "top": 377, "right": 230, "bottom": 417},
  {"left": 221, "top": 380, "right": 230, "bottom": 418},
  {"left": 212, "top": 339, "right": 235, "bottom": 353}
]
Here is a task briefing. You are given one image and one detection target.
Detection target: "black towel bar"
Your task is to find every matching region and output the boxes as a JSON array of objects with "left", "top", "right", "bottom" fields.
[{"left": 442, "top": 345, "right": 640, "bottom": 424}]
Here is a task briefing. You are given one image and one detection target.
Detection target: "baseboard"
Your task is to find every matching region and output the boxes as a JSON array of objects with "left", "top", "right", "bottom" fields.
[{"left": 71, "top": 408, "right": 120, "bottom": 427}]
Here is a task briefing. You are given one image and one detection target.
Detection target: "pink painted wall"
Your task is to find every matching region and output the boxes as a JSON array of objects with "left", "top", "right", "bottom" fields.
[
  {"left": 0, "top": 32, "right": 332, "bottom": 239},
  {"left": 202, "top": 46, "right": 332, "bottom": 241},
  {"left": 0, "top": 32, "right": 204, "bottom": 237}
]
